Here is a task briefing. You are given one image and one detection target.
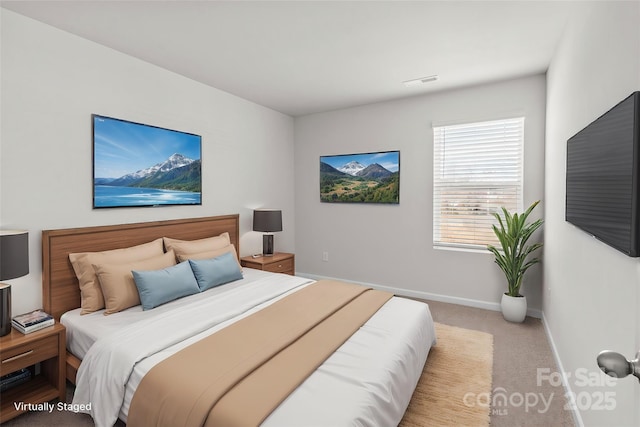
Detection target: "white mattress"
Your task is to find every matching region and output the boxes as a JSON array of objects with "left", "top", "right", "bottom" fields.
[{"left": 65, "top": 269, "right": 436, "bottom": 427}]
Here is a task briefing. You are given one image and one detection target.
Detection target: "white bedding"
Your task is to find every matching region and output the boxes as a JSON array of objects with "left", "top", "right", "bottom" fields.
[{"left": 65, "top": 269, "right": 436, "bottom": 427}]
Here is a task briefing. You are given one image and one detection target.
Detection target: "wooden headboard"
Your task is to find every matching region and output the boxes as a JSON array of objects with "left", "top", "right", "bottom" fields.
[{"left": 42, "top": 214, "right": 240, "bottom": 320}]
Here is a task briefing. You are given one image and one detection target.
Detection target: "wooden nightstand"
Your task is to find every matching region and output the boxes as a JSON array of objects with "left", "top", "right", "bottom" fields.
[
  {"left": 241, "top": 252, "right": 295, "bottom": 275},
  {"left": 0, "top": 323, "right": 66, "bottom": 423}
]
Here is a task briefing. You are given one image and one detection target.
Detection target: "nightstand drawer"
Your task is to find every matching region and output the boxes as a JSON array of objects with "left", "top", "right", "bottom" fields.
[
  {"left": 264, "top": 258, "right": 294, "bottom": 274},
  {"left": 240, "top": 253, "right": 295, "bottom": 276},
  {"left": 0, "top": 335, "right": 58, "bottom": 375}
]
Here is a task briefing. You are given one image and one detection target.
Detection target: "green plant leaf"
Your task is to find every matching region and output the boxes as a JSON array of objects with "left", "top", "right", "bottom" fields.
[{"left": 487, "top": 200, "right": 543, "bottom": 296}]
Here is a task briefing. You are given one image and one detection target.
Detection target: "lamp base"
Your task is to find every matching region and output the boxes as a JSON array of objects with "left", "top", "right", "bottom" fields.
[
  {"left": 262, "top": 234, "right": 274, "bottom": 256},
  {"left": 0, "top": 283, "right": 11, "bottom": 337}
]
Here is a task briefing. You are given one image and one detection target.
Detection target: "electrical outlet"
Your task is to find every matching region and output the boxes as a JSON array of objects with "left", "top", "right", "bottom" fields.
[{"left": 322, "top": 251, "right": 329, "bottom": 262}]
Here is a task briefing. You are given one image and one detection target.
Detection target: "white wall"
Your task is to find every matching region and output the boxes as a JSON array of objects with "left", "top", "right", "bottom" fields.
[
  {"left": 545, "top": 1, "right": 640, "bottom": 426},
  {"left": 0, "top": 10, "right": 296, "bottom": 315},
  {"left": 294, "top": 75, "right": 546, "bottom": 312}
]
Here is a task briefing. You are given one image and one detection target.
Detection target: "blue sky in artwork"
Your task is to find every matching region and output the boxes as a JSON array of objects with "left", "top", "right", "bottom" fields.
[
  {"left": 320, "top": 151, "right": 399, "bottom": 172},
  {"left": 93, "top": 116, "right": 201, "bottom": 178}
]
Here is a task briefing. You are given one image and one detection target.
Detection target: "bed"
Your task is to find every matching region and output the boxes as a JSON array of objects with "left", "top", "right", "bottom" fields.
[{"left": 42, "top": 214, "right": 436, "bottom": 427}]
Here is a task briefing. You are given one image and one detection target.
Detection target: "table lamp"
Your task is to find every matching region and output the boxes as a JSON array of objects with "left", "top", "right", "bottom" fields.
[
  {"left": 253, "top": 210, "right": 282, "bottom": 256},
  {"left": 0, "top": 230, "right": 29, "bottom": 337}
]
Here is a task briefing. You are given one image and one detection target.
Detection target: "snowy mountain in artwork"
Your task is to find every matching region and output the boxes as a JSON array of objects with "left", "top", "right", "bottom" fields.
[
  {"left": 103, "top": 153, "right": 201, "bottom": 192},
  {"left": 114, "top": 153, "right": 194, "bottom": 183},
  {"left": 337, "top": 161, "right": 366, "bottom": 176}
]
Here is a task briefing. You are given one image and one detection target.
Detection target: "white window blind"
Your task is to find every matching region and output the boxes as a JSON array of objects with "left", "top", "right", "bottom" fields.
[{"left": 433, "top": 117, "right": 524, "bottom": 250}]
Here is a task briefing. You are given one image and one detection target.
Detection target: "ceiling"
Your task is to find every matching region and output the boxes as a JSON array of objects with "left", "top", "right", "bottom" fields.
[{"left": 1, "top": 1, "right": 582, "bottom": 116}]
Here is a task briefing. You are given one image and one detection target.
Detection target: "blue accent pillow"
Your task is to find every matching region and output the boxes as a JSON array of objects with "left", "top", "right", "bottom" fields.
[
  {"left": 132, "top": 261, "right": 200, "bottom": 310},
  {"left": 189, "top": 252, "right": 243, "bottom": 291}
]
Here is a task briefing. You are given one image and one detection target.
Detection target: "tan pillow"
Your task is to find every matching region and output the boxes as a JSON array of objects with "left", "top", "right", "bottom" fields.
[
  {"left": 69, "top": 238, "right": 164, "bottom": 315},
  {"left": 176, "top": 244, "right": 242, "bottom": 269},
  {"left": 163, "top": 233, "right": 231, "bottom": 260},
  {"left": 93, "top": 251, "right": 176, "bottom": 315}
]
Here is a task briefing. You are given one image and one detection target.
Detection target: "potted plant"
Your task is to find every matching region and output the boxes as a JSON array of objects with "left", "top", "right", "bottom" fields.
[{"left": 487, "top": 200, "right": 543, "bottom": 322}]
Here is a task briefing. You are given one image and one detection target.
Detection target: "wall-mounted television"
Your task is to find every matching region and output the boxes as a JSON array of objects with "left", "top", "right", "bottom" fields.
[
  {"left": 565, "top": 91, "right": 640, "bottom": 256},
  {"left": 320, "top": 151, "right": 400, "bottom": 204},
  {"left": 93, "top": 115, "right": 202, "bottom": 208}
]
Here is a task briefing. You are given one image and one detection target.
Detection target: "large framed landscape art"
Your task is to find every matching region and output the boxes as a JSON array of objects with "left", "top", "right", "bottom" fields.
[
  {"left": 92, "top": 115, "right": 202, "bottom": 208},
  {"left": 320, "top": 151, "right": 400, "bottom": 204}
]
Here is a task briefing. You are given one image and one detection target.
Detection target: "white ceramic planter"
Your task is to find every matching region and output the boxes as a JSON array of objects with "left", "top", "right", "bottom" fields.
[{"left": 501, "top": 293, "right": 527, "bottom": 323}]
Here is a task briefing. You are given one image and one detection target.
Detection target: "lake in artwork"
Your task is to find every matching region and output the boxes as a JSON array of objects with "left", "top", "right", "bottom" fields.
[{"left": 94, "top": 185, "right": 201, "bottom": 207}]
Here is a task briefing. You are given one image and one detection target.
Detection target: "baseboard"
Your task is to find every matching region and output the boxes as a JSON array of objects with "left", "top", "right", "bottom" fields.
[
  {"left": 541, "top": 312, "right": 584, "bottom": 427},
  {"left": 296, "top": 271, "right": 542, "bottom": 319}
]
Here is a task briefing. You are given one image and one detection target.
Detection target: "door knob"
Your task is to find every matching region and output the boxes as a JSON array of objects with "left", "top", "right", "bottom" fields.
[{"left": 597, "top": 350, "right": 640, "bottom": 382}]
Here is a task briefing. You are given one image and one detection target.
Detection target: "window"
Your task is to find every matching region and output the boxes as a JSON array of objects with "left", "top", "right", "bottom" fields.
[{"left": 433, "top": 117, "right": 524, "bottom": 250}]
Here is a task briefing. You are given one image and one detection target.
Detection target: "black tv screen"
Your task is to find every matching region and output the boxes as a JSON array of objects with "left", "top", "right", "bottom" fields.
[{"left": 566, "top": 91, "right": 640, "bottom": 256}]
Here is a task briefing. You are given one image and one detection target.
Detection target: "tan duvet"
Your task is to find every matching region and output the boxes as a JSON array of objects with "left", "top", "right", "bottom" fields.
[{"left": 127, "top": 280, "right": 392, "bottom": 427}]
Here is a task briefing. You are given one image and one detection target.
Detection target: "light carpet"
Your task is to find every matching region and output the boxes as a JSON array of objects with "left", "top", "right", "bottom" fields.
[{"left": 399, "top": 322, "right": 494, "bottom": 427}]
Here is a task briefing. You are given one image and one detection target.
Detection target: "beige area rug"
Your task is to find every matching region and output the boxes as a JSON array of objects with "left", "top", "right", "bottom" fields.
[{"left": 399, "top": 322, "right": 494, "bottom": 427}]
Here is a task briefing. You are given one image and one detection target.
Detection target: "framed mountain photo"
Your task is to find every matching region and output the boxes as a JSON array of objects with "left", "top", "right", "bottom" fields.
[
  {"left": 320, "top": 151, "right": 400, "bottom": 204},
  {"left": 92, "top": 115, "right": 202, "bottom": 208}
]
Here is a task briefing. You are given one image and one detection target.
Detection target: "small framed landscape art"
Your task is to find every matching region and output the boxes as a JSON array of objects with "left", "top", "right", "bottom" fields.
[
  {"left": 92, "top": 115, "right": 202, "bottom": 208},
  {"left": 320, "top": 151, "right": 400, "bottom": 204}
]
